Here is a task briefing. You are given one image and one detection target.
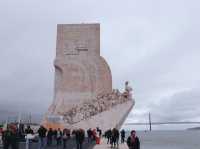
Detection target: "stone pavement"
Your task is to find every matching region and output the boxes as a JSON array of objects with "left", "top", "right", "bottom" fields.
[
  {"left": 0, "top": 137, "right": 95, "bottom": 149},
  {"left": 93, "top": 138, "right": 128, "bottom": 149},
  {"left": 0, "top": 137, "right": 129, "bottom": 149}
]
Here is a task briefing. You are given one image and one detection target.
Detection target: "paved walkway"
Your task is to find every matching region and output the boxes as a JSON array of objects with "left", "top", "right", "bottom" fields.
[
  {"left": 0, "top": 137, "right": 95, "bottom": 149},
  {"left": 0, "top": 137, "right": 129, "bottom": 149},
  {"left": 93, "top": 138, "right": 128, "bottom": 149}
]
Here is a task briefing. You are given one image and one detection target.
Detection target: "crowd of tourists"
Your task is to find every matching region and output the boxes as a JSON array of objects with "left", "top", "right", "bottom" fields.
[
  {"left": 0, "top": 124, "right": 102, "bottom": 149},
  {"left": 36, "top": 125, "right": 88, "bottom": 149},
  {"left": 0, "top": 124, "right": 140, "bottom": 149}
]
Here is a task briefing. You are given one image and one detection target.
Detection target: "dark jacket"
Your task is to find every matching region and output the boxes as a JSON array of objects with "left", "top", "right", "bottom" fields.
[
  {"left": 127, "top": 136, "right": 140, "bottom": 149},
  {"left": 38, "top": 127, "right": 47, "bottom": 138},
  {"left": 2, "top": 130, "right": 19, "bottom": 149},
  {"left": 56, "top": 130, "right": 63, "bottom": 138},
  {"left": 25, "top": 128, "right": 34, "bottom": 134},
  {"left": 120, "top": 130, "right": 125, "bottom": 138},
  {"left": 47, "top": 129, "right": 54, "bottom": 138},
  {"left": 111, "top": 128, "right": 119, "bottom": 142},
  {"left": 75, "top": 130, "right": 85, "bottom": 143},
  {"left": 87, "top": 129, "right": 92, "bottom": 138},
  {"left": 105, "top": 129, "right": 112, "bottom": 138}
]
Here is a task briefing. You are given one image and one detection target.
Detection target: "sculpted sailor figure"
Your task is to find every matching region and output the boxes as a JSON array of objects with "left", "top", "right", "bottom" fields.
[{"left": 124, "top": 81, "right": 134, "bottom": 101}]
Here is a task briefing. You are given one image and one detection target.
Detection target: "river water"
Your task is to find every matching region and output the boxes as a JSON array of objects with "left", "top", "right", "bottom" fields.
[{"left": 132, "top": 130, "right": 200, "bottom": 149}]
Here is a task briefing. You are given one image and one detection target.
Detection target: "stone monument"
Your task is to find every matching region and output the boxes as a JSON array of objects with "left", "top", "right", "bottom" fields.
[{"left": 43, "top": 24, "right": 134, "bottom": 130}]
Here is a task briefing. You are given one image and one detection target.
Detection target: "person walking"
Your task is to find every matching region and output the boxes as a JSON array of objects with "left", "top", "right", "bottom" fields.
[
  {"left": 87, "top": 128, "right": 92, "bottom": 143},
  {"left": 47, "top": 128, "right": 53, "bottom": 146},
  {"left": 96, "top": 127, "right": 102, "bottom": 137},
  {"left": 53, "top": 129, "right": 57, "bottom": 145},
  {"left": 37, "top": 125, "right": 47, "bottom": 149},
  {"left": 92, "top": 129, "right": 96, "bottom": 141},
  {"left": 56, "top": 128, "right": 62, "bottom": 146},
  {"left": 75, "top": 129, "right": 85, "bottom": 149},
  {"left": 105, "top": 129, "right": 112, "bottom": 144},
  {"left": 127, "top": 130, "right": 140, "bottom": 149},
  {"left": 111, "top": 128, "right": 119, "bottom": 148},
  {"left": 2, "top": 125, "right": 19, "bottom": 149},
  {"left": 25, "top": 125, "right": 34, "bottom": 148},
  {"left": 120, "top": 129, "right": 126, "bottom": 143},
  {"left": 62, "top": 128, "right": 70, "bottom": 149},
  {"left": 116, "top": 129, "right": 119, "bottom": 147}
]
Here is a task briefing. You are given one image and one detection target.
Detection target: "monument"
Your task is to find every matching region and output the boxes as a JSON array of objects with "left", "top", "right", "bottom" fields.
[{"left": 43, "top": 24, "right": 134, "bottom": 130}]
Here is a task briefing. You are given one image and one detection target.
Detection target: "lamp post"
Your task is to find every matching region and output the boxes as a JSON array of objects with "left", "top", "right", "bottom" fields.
[{"left": 149, "top": 112, "right": 152, "bottom": 131}]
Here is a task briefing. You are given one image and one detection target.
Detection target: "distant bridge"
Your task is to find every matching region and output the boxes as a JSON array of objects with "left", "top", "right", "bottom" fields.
[
  {"left": 124, "top": 113, "right": 200, "bottom": 131},
  {"left": 124, "top": 121, "right": 200, "bottom": 125}
]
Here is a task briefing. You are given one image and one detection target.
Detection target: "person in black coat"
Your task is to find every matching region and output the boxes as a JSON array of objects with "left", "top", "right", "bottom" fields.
[
  {"left": 105, "top": 129, "right": 112, "bottom": 144},
  {"left": 111, "top": 128, "right": 119, "bottom": 148},
  {"left": 62, "top": 128, "right": 70, "bottom": 149},
  {"left": 120, "top": 129, "right": 126, "bottom": 143},
  {"left": 47, "top": 128, "right": 54, "bottom": 146},
  {"left": 37, "top": 125, "right": 47, "bottom": 149},
  {"left": 87, "top": 128, "right": 92, "bottom": 142},
  {"left": 2, "top": 125, "right": 19, "bottom": 149},
  {"left": 127, "top": 130, "right": 140, "bottom": 149},
  {"left": 75, "top": 129, "right": 85, "bottom": 149}
]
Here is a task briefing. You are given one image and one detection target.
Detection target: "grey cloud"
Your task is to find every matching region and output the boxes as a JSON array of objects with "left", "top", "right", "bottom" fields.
[
  {"left": 149, "top": 88, "right": 200, "bottom": 122},
  {"left": 0, "top": 0, "right": 200, "bottom": 127},
  {"left": 127, "top": 88, "right": 200, "bottom": 122}
]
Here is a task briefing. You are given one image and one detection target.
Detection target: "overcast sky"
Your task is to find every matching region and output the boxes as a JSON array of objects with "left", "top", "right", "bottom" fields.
[{"left": 0, "top": 0, "right": 200, "bottom": 129}]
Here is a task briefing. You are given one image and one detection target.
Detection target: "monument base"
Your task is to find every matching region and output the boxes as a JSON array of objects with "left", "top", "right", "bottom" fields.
[{"left": 43, "top": 100, "right": 134, "bottom": 131}]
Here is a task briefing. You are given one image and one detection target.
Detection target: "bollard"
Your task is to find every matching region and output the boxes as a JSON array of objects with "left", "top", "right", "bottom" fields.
[
  {"left": 0, "top": 135, "right": 2, "bottom": 147},
  {"left": 25, "top": 136, "right": 29, "bottom": 149}
]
